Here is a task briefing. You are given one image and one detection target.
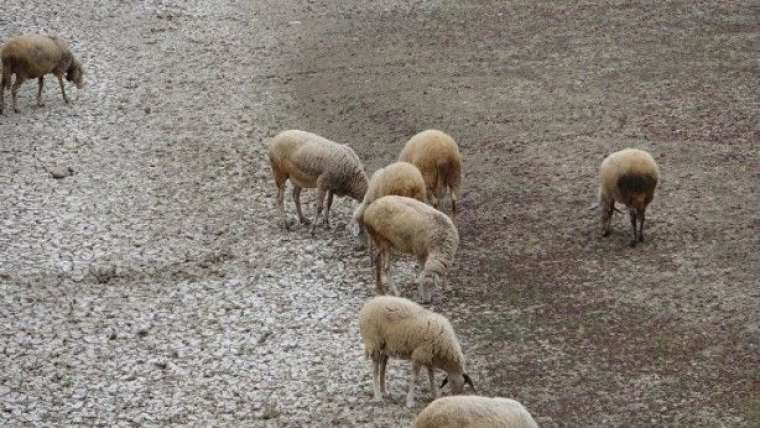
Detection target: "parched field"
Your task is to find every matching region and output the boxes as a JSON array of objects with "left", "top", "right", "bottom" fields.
[{"left": 3, "top": 0, "right": 759, "bottom": 426}]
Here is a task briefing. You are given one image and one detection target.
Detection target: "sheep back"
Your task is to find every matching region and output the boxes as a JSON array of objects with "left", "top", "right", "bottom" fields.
[
  {"left": 358, "top": 296, "right": 465, "bottom": 371},
  {"left": 362, "top": 195, "right": 458, "bottom": 264},
  {"left": 414, "top": 396, "right": 539, "bottom": 428},
  {"left": 399, "top": 130, "right": 462, "bottom": 198},
  {"left": 599, "top": 148, "right": 659, "bottom": 209},
  {"left": 268, "top": 130, "right": 368, "bottom": 200}
]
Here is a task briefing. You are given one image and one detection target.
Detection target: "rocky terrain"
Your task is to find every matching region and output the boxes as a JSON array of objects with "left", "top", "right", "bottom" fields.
[{"left": 2, "top": 0, "right": 759, "bottom": 426}]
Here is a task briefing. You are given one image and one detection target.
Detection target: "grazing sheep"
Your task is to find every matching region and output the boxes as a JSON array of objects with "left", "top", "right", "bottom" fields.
[
  {"left": 1, "top": 34, "right": 84, "bottom": 114},
  {"left": 358, "top": 296, "right": 474, "bottom": 408},
  {"left": 414, "top": 396, "right": 539, "bottom": 428},
  {"left": 362, "top": 195, "right": 458, "bottom": 302},
  {"left": 352, "top": 161, "right": 427, "bottom": 253},
  {"left": 598, "top": 148, "right": 659, "bottom": 247},
  {"left": 398, "top": 129, "right": 462, "bottom": 213},
  {"left": 268, "top": 130, "right": 369, "bottom": 234}
]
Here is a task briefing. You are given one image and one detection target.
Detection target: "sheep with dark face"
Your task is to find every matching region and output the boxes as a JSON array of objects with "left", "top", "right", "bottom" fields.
[
  {"left": 268, "top": 130, "right": 368, "bottom": 234},
  {"left": 598, "top": 148, "right": 659, "bottom": 247},
  {"left": 358, "top": 296, "right": 475, "bottom": 408},
  {"left": 1, "top": 34, "right": 84, "bottom": 114}
]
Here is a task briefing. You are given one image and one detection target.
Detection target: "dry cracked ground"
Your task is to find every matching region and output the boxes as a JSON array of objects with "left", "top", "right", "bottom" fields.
[{"left": 2, "top": 0, "right": 760, "bottom": 426}]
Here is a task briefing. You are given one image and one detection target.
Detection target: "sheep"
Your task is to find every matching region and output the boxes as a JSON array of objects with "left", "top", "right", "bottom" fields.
[
  {"left": 598, "top": 148, "right": 659, "bottom": 247},
  {"left": 362, "top": 195, "right": 458, "bottom": 302},
  {"left": 352, "top": 161, "right": 427, "bottom": 254},
  {"left": 414, "top": 396, "right": 539, "bottom": 428},
  {"left": 398, "top": 129, "right": 462, "bottom": 214},
  {"left": 268, "top": 129, "right": 369, "bottom": 234},
  {"left": 358, "top": 295, "right": 474, "bottom": 408},
  {"left": 1, "top": 34, "right": 84, "bottom": 114}
]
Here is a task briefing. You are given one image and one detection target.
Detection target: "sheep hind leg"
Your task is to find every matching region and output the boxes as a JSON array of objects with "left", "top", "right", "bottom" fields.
[
  {"left": 406, "top": 362, "right": 421, "bottom": 408},
  {"left": 638, "top": 210, "right": 646, "bottom": 243},
  {"left": 292, "top": 186, "right": 310, "bottom": 225},
  {"left": 36, "top": 77, "right": 45, "bottom": 107},
  {"left": 371, "top": 357, "right": 383, "bottom": 401},
  {"left": 57, "top": 75, "right": 69, "bottom": 104},
  {"left": 379, "top": 354, "right": 388, "bottom": 398},
  {"left": 11, "top": 75, "right": 25, "bottom": 113},
  {"left": 373, "top": 250, "right": 384, "bottom": 295}
]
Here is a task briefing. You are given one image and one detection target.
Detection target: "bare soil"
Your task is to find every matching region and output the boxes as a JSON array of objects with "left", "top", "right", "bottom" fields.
[{"left": 2, "top": 0, "right": 759, "bottom": 426}]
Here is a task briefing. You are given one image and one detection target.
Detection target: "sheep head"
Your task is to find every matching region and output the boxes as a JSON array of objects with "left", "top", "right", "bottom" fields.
[
  {"left": 440, "top": 373, "right": 476, "bottom": 394},
  {"left": 66, "top": 59, "right": 84, "bottom": 89}
]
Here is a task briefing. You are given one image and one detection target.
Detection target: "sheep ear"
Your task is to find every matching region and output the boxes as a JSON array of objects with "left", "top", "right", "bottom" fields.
[
  {"left": 463, "top": 373, "right": 475, "bottom": 392},
  {"left": 440, "top": 376, "right": 448, "bottom": 388}
]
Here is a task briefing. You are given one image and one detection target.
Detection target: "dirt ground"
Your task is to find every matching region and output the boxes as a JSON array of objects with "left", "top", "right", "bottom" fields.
[{"left": 2, "top": 0, "right": 759, "bottom": 426}]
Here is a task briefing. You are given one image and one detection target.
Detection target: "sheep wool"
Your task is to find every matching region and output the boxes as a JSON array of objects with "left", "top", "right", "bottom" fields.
[
  {"left": 399, "top": 129, "right": 463, "bottom": 213},
  {"left": 362, "top": 195, "right": 458, "bottom": 302},
  {"left": 358, "top": 296, "right": 473, "bottom": 408},
  {"left": 598, "top": 148, "right": 659, "bottom": 247},
  {"left": 268, "top": 129, "right": 368, "bottom": 233},
  {"left": 352, "top": 161, "right": 427, "bottom": 251},
  {"left": 414, "top": 396, "right": 539, "bottom": 428},
  {"left": 1, "top": 34, "right": 84, "bottom": 114}
]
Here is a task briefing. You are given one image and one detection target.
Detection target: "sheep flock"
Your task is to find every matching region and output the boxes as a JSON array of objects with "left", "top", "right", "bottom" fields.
[{"left": 2, "top": 29, "right": 670, "bottom": 425}]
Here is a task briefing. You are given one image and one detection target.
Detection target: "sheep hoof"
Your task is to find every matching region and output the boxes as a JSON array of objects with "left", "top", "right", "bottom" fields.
[
  {"left": 630, "top": 240, "right": 638, "bottom": 248},
  {"left": 602, "top": 230, "right": 610, "bottom": 237}
]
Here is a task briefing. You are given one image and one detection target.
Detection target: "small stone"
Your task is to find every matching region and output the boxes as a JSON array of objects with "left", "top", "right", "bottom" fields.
[
  {"left": 144, "top": 106, "right": 151, "bottom": 114},
  {"left": 50, "top": 166, "right": 73, "bottom": 179}
]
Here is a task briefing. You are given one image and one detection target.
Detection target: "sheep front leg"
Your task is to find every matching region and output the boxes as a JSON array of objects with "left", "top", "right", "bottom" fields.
[
  {"left": 57, "top": 75, "right": 69, "bottom": 104},
  {"left": 406, "top": 362, "right": 421, "bottom": 408},
  {"left": 292, "top": 186, "right": 310, "bottom": 225},
  {"left": 36, "top": 77, "right": 45, "bottom": 107},
  {"left": 638, "top": 209, "right": 646, "bottom": 243},
  {"left": 600, "top": 197, "right": 614, "bottom": 237},
  {"left": 427, "top": 366, "right": 438, "bottom": 399},
  {"left": 11, "top": 75, "right": 25, "bottom": 113},
  {"left": 323, "top": 191, "right": 334, "bottom": 228},
  {"left": 628, "top": 208, "right": 638, "bottom": 247},
  {"left": 310, "top": 187, "right": 327, "bottom": 236},
  {"left": 384, "top": 253, "right": 399, "bottom": 296}
]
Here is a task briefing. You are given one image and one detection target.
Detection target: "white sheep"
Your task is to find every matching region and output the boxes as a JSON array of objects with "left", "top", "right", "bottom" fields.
[
  {"left": 398, "top": 129, "right": 462, "bottom": 214},
  {"left": 268, "top": 130, "right": 368, "bottom": 234},
  {"left": 352, "top": 161, "right": 427, "bottom": 253},
  {"left": 1, "top": 34, "right": 84, "bottom": 114},
  {"left": 414, "top": 396, "right": 539, "bottom": 428},
  {"left": 358, "top": 295, "right": 474, "bottom": 408},
  {"left": 362, "top": 195, "right": 458, "bottom": 302},
  {"left": 598, "top": 148, "right": 659, "bottom": 247}
]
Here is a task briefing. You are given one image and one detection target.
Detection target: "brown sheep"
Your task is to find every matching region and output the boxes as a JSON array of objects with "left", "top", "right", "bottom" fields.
[
  {"left": 268, "top": 129, "right": 368, "bottom": 234},
  {"left": 399, "top": 130, "right": 462, "bottom": 214},
  {"left": 1, "top": 34, "right": 84, "bottom": 114}
]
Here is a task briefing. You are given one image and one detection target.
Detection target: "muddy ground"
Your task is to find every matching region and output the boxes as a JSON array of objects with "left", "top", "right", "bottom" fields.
[{"left": 2, "top": 0, "right": 759, "bottom": 426}]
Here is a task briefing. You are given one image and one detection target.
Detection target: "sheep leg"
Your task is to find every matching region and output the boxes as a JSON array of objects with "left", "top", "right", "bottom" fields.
[
  {"left": 275, "top": 182, "right": 289, "bottom": 230},
  {"left": 292, "top": 186, "right": 310, "bottom": 225},
  {"left": 628, "top": 208, "right": 638, "bottom": 247},
  {"left": 11, "top": 75, "right": 25, "bottom": 113},
  {"left": 379, "top": 354, "right": 388, "bottom": 397},
  {"left": 57, "top": 75, "right": 69, "bottom": 104},
  {"left": 427, "top": 367, "right": 438, "bottom": 399},
  {"left": 374, "top": 250, "right": 386, "bottom": 295},
  {"left": 371, "top": 357, "right": 383, "bottom": 401},
  {"left": 322, "top": 191, "right": 333, "bottom": 228},
  {"left": 638, "top": 210, "right": 646, "bottom": 242},
  {"left": 36, "top": 77, "right": 45, "bottom": 107},
  {"left": 600, "top": 198, "right": 614, "bottom": 237},
  {"left": 310, "top": 187, "right": 327, "bottom": 235},
  {"left": 385, "top": 253, "right": 400, "bottom": 296},
  {"left": 406, "top": 362, "right": 421, "bottom": 408}
]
